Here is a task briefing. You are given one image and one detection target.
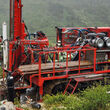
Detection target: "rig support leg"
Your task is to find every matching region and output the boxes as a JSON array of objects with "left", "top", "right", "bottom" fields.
[
  {"left": 7, "top": 74, "right": 14, "bottom": 102},
  {"left": 39, "top": 85, "right": 43, "bottom": 102}
]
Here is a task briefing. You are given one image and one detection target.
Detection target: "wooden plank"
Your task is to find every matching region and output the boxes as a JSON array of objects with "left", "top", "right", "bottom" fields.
[
  {"left": 74, "top": 77, "right": 103, "bottom": 82},
  {"left": 22, "top": 65, "right": 93, "bottom": 75},
  {"left": 19, "top": 61, "right": 92, "bottom": 73}
]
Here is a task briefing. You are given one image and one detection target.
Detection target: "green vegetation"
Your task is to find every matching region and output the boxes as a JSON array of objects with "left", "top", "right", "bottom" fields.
[
  {"left": 0, "top": 0, "right": 110, "bottom": 43},
  {"left": 43, "top": 85, "right": 110, "bottom": 110},
  {"left": 13, "top": 84, "right": 110, "bottom": 110},
  {"left": 0, "top": 67, "right": 3, "bottom": 78}
]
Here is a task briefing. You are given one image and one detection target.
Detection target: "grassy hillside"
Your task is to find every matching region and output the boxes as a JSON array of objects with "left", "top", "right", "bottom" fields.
[{"left": 0, "top": 0, "right": 110, "bottom": 42}]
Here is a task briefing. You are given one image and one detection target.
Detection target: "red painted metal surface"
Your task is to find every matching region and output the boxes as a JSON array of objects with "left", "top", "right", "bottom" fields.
[
  {"left": 56, "top": 27, "right": 110, "bottom": 47},
  {"left": 11, "top": 45, "right": 108, "bottom": 99},
  {"left": 7, "top": 39, "right": 110, "bottom": 99},
  {"left": 4, "top": 0, "right": 110, "bottom": 101},
  {"left": 16, "top": 107, "right": 24, "bottom": 110}
]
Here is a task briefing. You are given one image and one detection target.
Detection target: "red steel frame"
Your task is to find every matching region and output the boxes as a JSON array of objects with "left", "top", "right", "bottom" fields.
[
  {"left": 5, "top": 0, "right": 110, "bottom": 101},
  {"left": 7, "top": 37, "right": 110, "bottom": 100},
  {"left": 9, "top": 44, "right": 110, "bottom": 100},
  {"left": 56, "top": 27, "right": 110, "bottom": 47}
]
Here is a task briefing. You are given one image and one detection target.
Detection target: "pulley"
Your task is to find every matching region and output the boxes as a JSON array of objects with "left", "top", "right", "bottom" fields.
[
  {"left": 103, "top": 37, "right": 110, "bottom": 48},
  {"left": 90, "top": 37, "right": 104, "bottom": 48}
]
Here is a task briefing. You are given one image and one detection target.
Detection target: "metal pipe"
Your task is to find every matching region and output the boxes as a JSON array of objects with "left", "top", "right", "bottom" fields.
[{"left": 2, "top": 22, "right": 8, "bottom": 70}]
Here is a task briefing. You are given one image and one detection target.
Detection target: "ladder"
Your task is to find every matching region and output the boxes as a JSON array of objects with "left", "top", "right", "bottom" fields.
[
  {"left": 64, "top": 78, "right": 79, "bottom": 94},
  {"left": 64, "top": 74, "right": 105, "bottom": 94}
]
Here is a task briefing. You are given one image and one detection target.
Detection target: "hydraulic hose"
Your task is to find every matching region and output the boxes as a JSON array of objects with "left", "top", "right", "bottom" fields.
[{"left": 78, "top": 29, "right": 90, "bottom": 37}]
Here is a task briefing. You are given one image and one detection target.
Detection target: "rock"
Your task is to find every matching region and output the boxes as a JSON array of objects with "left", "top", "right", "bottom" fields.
[
  {"left": 107, "top": 91, "right": 110, "bottom": 94},
  {"left": 20, "top": 94, "right": 27, "bottom": 104},
  {"left": 0, "top": 101, "right": 16, "bottom": 110},
  {"left": 0, "top": 78, "right": 6, "bottom": 85}
]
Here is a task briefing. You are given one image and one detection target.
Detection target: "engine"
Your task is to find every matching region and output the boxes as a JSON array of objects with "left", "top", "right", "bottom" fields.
[{"left": 56, "top": 27, "right": 110, "bottom": 49}]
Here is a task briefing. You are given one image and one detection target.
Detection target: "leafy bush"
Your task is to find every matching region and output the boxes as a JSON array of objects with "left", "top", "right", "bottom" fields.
[
  {"left": 43, "top": 94, "right": 67, "bottom": 107},
  {"left": 62, "top": 95, "right": 89, "bottom": 110},
  {"left": 81, "top": 85, "right": 110, "bottom": 110},
  {"left": 44, "top": 94, "right": 89, "bottom": 110},
  {"left": 43, "top": 85, "right": 110, "bottom": 110}
]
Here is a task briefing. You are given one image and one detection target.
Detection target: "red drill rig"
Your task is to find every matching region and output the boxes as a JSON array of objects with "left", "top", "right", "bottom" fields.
[{"left": 0, "top": 0, "right": 110, "bottom": 104}]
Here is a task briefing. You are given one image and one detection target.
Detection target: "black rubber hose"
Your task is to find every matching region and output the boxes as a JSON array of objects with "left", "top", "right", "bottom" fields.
[{"left": 31, "top": 102, "right": 41, "bottom": 109}]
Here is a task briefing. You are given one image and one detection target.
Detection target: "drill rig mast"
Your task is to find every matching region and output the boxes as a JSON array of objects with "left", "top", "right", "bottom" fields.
[
  {"left": 2, "top": 0, "right": 49, "bottom": 102},
  {"left": 10, "top": 0, "right": 25, "bottom": 41}
]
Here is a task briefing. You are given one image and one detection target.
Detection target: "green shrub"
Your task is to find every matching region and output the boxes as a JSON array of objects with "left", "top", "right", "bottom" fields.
[
  {"left": 62, "top": 95, "right": 89, "bottom": 110},
  {"left": 43, "top": 85, "right": 110, "bottom": 110},
  {"left": 43, "top": 94, "right": 67, "bottom": 106},
  {"left": 81, "top": 85, "right": 110, "bottom": 110},
  {"left": 43, "top": 94, "right": 89, "bottom": 110}
]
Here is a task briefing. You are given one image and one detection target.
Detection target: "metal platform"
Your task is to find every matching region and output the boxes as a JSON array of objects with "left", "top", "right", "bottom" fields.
[
  {"left": 19, "top": 60, "right": 92, "bottom": 74},
  {"left": 69, "top": 73, "right": 109, "bottom": 79}
]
